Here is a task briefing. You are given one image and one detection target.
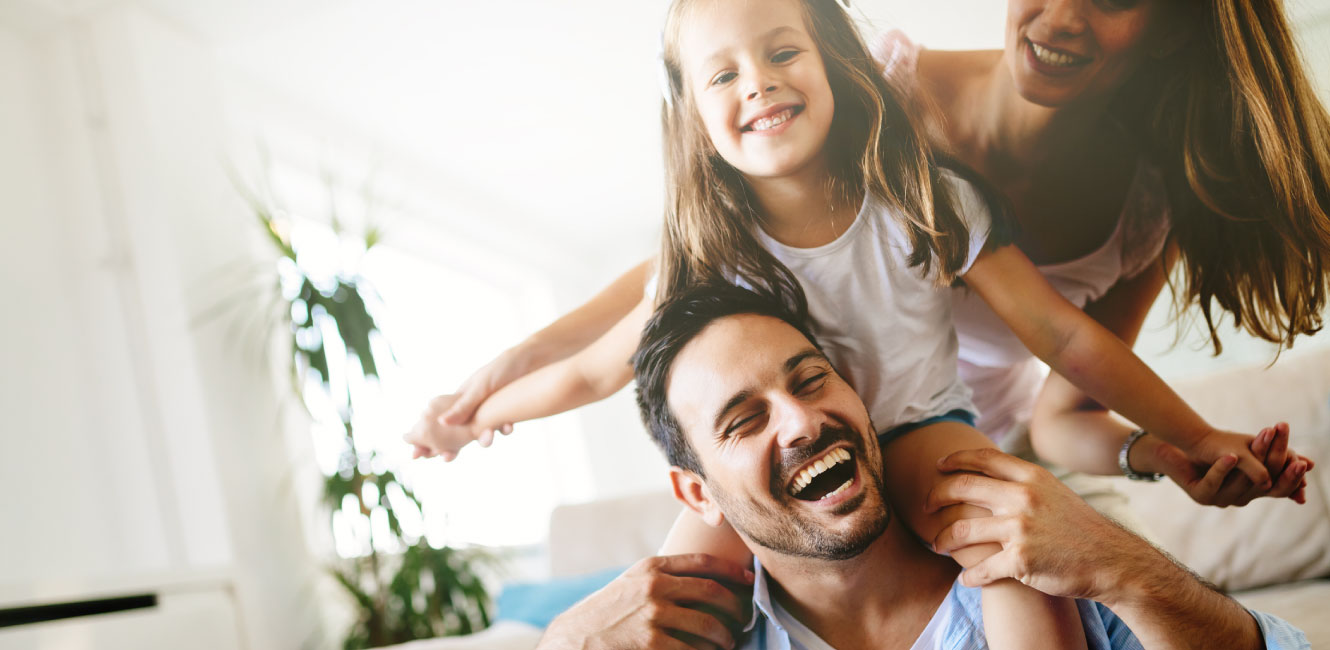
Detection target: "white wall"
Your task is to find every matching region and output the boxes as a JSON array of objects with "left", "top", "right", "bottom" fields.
[{"left": 0, "top": 5, "right": 324, "bottom": 649}]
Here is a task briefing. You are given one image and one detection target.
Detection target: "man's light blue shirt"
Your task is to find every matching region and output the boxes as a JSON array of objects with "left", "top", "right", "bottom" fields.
[{"left": 740, "top": 558, "right": 1310, "bottom": 650}]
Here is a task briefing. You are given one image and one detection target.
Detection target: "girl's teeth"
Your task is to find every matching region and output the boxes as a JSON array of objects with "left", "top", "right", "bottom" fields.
[
  {"left": 1031, "top": 42, "right": 1082, "bottom": 67},
  {"left": 752, "top": 109, "right": 793, "bottom": 132}
]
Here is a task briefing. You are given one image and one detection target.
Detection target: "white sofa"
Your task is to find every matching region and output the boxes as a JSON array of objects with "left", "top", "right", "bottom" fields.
[{"left": 385, "top": 346, "right": 1330, "bottom": 649}]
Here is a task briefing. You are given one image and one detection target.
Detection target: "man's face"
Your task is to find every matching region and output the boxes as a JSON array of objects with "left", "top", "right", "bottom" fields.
[{"left": 666, "top": 314, "right": 889, "bottom": 560}]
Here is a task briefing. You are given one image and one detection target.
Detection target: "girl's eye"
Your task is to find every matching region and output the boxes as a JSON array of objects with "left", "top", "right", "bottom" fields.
[
  {"left": 711, "top": 71, "right": 737, "bottom": 86},
  {"left": 771, "top": 49, "right": 800, "bottom": 64}
]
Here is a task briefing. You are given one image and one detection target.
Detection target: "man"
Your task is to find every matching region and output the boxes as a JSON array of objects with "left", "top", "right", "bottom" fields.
[{"left": 538, "top": 285, "right": 1308, "bottom": 650}]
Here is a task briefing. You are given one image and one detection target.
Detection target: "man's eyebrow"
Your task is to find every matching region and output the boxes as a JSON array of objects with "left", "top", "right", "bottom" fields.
[
  {"left": 785, "top": 348, "right": 827, "bottom": 373},
  {"left": 700, "top": 25, "right": 803, "bottom": 69}
]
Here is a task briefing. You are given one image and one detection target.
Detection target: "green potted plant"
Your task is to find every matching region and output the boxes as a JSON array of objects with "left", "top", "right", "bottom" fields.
[{"left": 235, "top": 173, "right": 495, "bottom": 648}]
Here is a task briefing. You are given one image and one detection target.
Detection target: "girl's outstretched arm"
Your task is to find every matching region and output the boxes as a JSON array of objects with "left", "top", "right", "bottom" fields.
[
  {"left": 406, "top": 295, "right": 651, "bottom": 460},
  {"left": 440, "top": 258, "right": 652, "bottom": 426},
  {"left": 962, "top": 244, "right": 1285, "bottom": 490}
]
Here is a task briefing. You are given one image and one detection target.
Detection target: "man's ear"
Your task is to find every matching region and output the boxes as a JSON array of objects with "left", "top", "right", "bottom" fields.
[{"left": 669, "top": 467, "right": 725, "bottom": 528}]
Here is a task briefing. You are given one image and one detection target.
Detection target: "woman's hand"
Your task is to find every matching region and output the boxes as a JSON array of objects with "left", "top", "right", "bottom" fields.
[{"left": 1133, "top": 423, "right": 1312, "bottom": 506}]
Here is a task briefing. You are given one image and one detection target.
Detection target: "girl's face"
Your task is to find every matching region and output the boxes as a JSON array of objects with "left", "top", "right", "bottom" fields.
[
  {"left": 678, "top": 0, "right": 835, "bottom": 180},
  {"left": 1005, "top": 0, "right": 1166, "bottom": 107}
]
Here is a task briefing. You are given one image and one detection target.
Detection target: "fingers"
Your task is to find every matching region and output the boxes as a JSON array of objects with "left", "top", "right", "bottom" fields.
[
  {"left": 1264, "top": 424, "right": 1290, "bottom": 479},
  {"left": 1291, "top": 482, "right": 1307, "bottom": 505},
  {"left": 1189, "top": 454, "right": 1238, "bottom": 503},
  {"left": 1249, "top": 426, "right": 1272, "bottom": 460},
  {"left": 958, "top": 551, "right": 1016, "bottom": 589},
  {"left": 925, "top": 472, "right": 1013, "bottom": 514},
  {"left": 932, "top": 515, "right": 1015, "bottom": 555},
  {"left": 655, "top": 575, "right": 746, "bottom": 626},
  {"left": 644, "top": 554, "right": 756, "bottom": 585},
  {"left": 1272, "top": 459, "right": 1309, "bottom": 499},
  {"left": 1211, "top": 468, "right": 1255, "bottom": 507},
  {"left": 651, "top": 605, "right": 736, "bottom": 650},
  {"left": 477, "top": 429, "right": 495, "bottom": 448},
  {"left": 1232, "top": 448, "right": 1272, "bottom": 490},
  {"left": 936, "top": 448, "right": 1041, "bottom": 484},
  {"left": 442, "top": 387, "right": 484, "bottom": 425}
]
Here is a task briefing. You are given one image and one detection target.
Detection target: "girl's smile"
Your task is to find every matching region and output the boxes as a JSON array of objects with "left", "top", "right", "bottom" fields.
[
  {"left": 679, "top": 0, "right": 834, "bottom": 180},
  {"left": 740, "top": 103, "right": 805, "bottom": 135}
]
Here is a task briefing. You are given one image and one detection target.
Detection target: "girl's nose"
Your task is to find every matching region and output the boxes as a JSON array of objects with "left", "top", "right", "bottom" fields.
[{"left": 747, "top": 83, "right": 779, "bottom": 101}]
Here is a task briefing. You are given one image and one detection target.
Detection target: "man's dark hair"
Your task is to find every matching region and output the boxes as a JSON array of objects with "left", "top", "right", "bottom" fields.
[{"left": 632, "top": 284, "right": 821, "bottom": 476}]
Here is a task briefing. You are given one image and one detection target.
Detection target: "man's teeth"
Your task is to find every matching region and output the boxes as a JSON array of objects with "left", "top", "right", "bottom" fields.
[
  {"left": 750, "top": 108, "right": 794, "bottom": 132},
  {"left": 790, "top": 448, "right": 851, "bottom": 494},
  {"left": 821, "top": 479, "right": 853, "bottom": 501},
  {"left": 1030, "top": 42, "right": 1083, "bottom": 67}
]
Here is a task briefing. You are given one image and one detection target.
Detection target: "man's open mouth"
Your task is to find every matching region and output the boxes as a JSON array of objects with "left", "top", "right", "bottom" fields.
[{"left": 788, "top": 447, "right": 857, "bottom": 501}]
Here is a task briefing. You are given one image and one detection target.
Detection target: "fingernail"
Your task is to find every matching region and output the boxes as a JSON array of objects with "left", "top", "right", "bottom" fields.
[{"left": 743, "top": 569, "right": 756, "bottom": 583}]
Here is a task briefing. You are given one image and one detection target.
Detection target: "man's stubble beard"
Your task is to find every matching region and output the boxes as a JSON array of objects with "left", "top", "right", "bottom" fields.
[{"left": 711, "top": 424, "right": 892, "bottom": 561}]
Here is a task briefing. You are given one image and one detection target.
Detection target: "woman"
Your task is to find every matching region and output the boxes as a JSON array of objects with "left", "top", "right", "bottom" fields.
[{"left": 422, "top": 0, "right": 1328, "bottom": 509}]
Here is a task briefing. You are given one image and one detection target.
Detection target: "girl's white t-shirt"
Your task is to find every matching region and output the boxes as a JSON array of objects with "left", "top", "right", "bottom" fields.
[{"left": 752, "top": 171, "right": 993, "bottom": 431}]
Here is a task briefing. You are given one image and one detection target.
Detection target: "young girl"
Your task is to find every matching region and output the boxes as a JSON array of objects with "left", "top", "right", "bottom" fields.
[{"left": 407, "top": 0, "right": 1310, "bottom": 646}]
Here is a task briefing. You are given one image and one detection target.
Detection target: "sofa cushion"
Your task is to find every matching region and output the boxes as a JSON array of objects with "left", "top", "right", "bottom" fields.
[
  {"left": 548, "top": 490, "right": 681, "bottom": 577},
  {"left": 1234, "top": 579, "right": 1330, "bottom": 649},
  {"left": 496, "top": 566, "right": 625, "bottom": 628},
  {"left": 1113, "top": 345, "right": 1330, "bottom": 591}
]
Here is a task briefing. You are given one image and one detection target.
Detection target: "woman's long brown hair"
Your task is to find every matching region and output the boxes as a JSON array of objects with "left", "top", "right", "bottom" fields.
[
  {"left": 655, "top": 0, "right": 974, "bottom": 319},
  {"left": 1121, "top": 0, "right": 1330, "bottom": 352}
]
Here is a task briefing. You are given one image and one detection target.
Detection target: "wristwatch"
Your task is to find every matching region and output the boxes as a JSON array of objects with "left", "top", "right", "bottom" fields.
[{"left": 1119, "top": 428, "right": 1164, "bottom": 482}]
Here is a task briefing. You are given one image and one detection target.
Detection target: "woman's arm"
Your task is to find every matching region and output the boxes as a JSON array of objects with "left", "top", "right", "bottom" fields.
[
  {"left": 962, "top": 244, "right": 1274, "bottom": 487},
  {"left": 441, "top": 258, "right": 651, "bottom": 425}
]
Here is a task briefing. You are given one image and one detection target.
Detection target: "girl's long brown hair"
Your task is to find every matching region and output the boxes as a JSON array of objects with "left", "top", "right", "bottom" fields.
[
  {"left": 655, "top": 0, "right": 974, "bottom": 319},
  {"left": 1121, "top": 0, "right": 1330, "bottom": 352}
]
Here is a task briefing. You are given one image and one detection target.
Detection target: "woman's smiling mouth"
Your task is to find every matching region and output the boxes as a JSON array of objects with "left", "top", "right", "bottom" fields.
[{"left": 1025, "top": 38, "right": 1092, "bottom": 76}]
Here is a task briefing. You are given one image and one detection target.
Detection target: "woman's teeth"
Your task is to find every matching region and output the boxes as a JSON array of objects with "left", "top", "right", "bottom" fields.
[
  {"left": 1030, "top": 42, "right": 1085, "bottom": 67},
  {"left": 750, "top": 108, "right": 795, "bottom": 132}
]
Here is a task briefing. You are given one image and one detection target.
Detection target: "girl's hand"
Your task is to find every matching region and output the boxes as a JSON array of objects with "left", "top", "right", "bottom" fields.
[
  {"left": 1139, "top": 424, "right": 1312, "bottom": 506},
  {"left": 440, "top": 346, "right": 532, "bottom": 426},
  {"left": 404, "top": 394, "right": 511, "bottom": 462},
  {"left": 1179, "top": 429, "right": 1272, "bottom": 489}
]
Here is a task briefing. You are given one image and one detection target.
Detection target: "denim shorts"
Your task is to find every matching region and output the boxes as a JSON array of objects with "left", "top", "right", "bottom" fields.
[{"left": 877, "top": 409, "right": 978, "bottom": 446}]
